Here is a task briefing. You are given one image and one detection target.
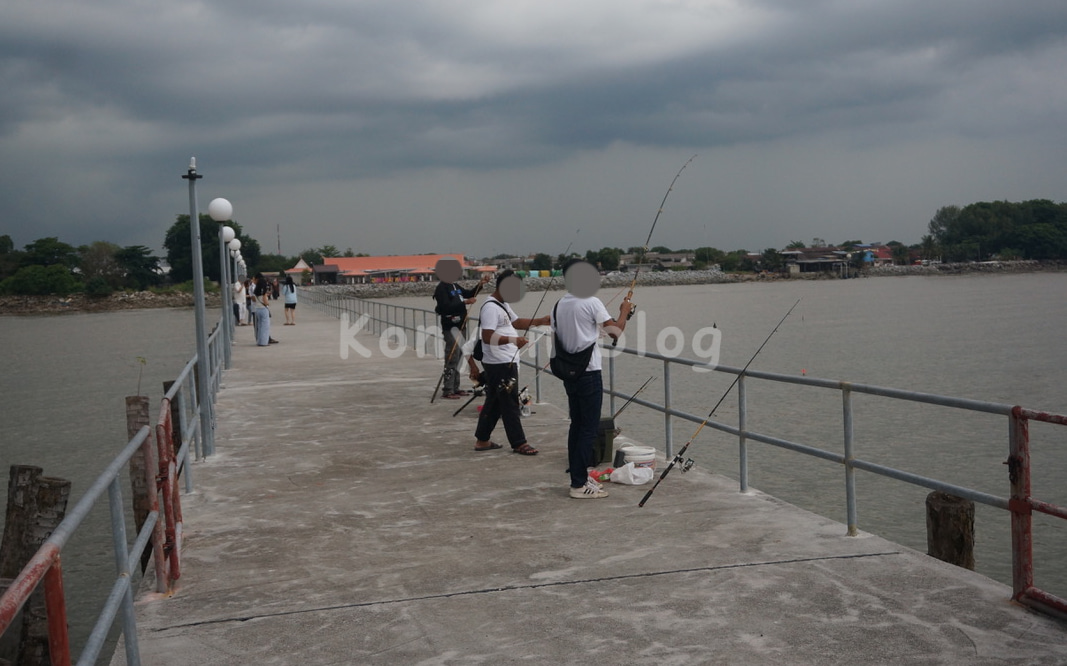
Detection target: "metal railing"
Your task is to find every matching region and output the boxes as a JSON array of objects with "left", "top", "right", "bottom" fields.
[
  {"left": 0, "top": 320, "right": 226, "bottom": 665},
  {"left": 304, "top": 287, "right": 1067, "bottom": 618}
]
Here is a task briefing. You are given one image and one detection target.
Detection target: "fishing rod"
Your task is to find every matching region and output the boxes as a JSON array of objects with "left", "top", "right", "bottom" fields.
[
  {"left": 638, "top": 298, "right": 801, "bottom": 507},
  {"left": 452, "top": 383, "right": 486, "bottom": 417},
  {"left": 613, "top": 155, "right": 697, "bottom": 347},
  {"left": 612, "top": 376, "right": 655, "bottom": 420},
  {"left": 430, "top": 272, "right": 491, "bottom": 403},
  {"left": 497, "top": 232, "right": 580, "bottom": 393}
]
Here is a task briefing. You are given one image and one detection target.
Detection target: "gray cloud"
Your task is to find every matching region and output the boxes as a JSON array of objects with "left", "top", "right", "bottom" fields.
[{"left": 1, "top": 1, "right": 1065, "bottom": 258}]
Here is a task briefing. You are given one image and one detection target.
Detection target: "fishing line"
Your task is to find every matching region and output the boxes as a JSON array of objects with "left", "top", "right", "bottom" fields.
[{"left": 613, "top": 155, "right": 696, "bottom": 347}]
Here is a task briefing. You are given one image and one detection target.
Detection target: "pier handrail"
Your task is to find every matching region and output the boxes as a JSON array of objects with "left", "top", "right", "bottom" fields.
[
  {"left": 0, "top": 319, "right": 226, "bottom": 665},
  {"left": 303, "top": 287, "right": 1067, "bottom": 619}
]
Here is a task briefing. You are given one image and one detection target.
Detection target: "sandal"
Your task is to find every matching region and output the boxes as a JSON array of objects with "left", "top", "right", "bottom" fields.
[
  {"left": 513, "top": 443, "right": 538, "bottom": 456},
  {"left": 474, "top": 442, "right": 503, "bottom": 451}
]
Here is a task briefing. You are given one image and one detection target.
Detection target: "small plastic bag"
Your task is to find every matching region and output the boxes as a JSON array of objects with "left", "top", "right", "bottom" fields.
[{"left": 609, "top": 462, "right": 654, "bottom": 485}]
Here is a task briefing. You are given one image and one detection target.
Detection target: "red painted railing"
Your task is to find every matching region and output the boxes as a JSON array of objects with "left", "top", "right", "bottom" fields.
[{"left": 1009, "top": 406, "right": 1067, "bottom": 618}]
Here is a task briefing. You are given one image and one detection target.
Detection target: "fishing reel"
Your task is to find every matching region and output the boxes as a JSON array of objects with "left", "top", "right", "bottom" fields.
[
  {"left": 625, "top": 301, "right": 636, "bottom": 320},
  {"left": 670, "top": 453, "right": 695, "bottom": 473}
]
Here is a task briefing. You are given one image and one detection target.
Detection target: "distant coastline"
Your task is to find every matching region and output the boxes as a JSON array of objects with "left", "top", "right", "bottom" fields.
[{"left": 2, "top": 260, "right": 1062, "bottom": 315}]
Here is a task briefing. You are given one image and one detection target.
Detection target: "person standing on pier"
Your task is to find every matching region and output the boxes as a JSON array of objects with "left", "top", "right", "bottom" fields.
[
  {"left": 433, "top": 259, "right": 489, "bottom": 399},
  {"left": 251, "top": 273, "right": 278, "bottom": 346},
  {"left": 282, "top": 275, "right": 298, "bottom": 325},
  {"left": 473, "top": 269, "right": 549, "bottom": 454},
  {"left": 551, "top": 259, "right": 632, "bottom": 498}
]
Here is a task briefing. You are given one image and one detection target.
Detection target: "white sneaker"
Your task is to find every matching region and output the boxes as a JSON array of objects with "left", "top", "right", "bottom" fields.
[{"left": 570, "top": 480, "right": 609, "bottom": 499}]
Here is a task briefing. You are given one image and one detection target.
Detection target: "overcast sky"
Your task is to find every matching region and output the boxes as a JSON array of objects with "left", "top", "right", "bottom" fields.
[{"left": 3, "top": 1, "right": 1066, "bottom": 259}]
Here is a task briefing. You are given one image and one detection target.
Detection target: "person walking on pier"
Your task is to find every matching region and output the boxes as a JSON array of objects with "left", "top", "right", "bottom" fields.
[
  {"left": 551, "top": 259, "right": 632, "bottom": 498},
  {"left": 473, "top": 269, "right": 549, "bottom": 454}
]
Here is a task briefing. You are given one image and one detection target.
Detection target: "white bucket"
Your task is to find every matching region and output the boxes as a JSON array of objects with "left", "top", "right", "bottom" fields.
[{"left": 621, "top": 445, "right": 656, "bottom": 471}]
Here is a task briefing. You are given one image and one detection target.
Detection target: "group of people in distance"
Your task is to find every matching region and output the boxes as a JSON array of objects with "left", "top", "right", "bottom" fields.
[
  {"left": 232, "top": 274, "right": 299, "bottom": 347},
  {"left": 433, "top": 258, "right": 633, "bottom": 499}
]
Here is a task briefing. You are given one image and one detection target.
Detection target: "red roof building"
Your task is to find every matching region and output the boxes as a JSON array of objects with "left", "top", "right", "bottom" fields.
[{"left": 315, "top": 254, "right": 493, "bottom": 284}]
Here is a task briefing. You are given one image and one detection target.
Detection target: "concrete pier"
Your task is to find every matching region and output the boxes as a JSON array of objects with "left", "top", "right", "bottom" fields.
[{"left": 114, "top": 305, "right": 1067, "bottom": 665}]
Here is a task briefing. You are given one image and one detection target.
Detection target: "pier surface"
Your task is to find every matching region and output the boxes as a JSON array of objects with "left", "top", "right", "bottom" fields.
[{"left": 115, "top": 306, "right": 1066, "bottom": 665}]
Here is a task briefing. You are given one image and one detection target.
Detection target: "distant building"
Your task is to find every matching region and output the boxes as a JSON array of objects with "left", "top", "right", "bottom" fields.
[
  {"left": 284, "top": 258, "right": 313, "bottom": 283},
  {"left": 314, "top": 254, "right": 494, "bottom": 284},
  {"left": 780, "top": 247, "right": 850, "bottom": 275}
]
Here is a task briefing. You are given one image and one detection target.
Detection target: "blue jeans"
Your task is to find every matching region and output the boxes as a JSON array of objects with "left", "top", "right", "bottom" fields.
[
  {"left": 254, "top": 306, "right": 271, "bottom": 345},
  {"left": 564, "top": 370, "right": 602, "bottom": 488}
]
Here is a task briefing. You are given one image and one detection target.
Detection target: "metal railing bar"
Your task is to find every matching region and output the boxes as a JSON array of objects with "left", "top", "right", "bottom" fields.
[{"left": 849, "top": 459, "right": 1009, "bottom": 510}]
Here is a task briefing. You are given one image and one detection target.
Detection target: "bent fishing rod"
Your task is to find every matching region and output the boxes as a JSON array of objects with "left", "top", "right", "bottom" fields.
[
  {"left": 638, "top": 298, "right": 801, "bottom": 507},
  {"left": 430, "top": 272, "right": 491, "bottom": 403},
  {"left": 613, "top": 155, "right": 697, "bottom": 347}
]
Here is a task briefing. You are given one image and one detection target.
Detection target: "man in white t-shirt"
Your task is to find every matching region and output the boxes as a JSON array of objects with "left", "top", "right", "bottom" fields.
[
  {"left": 550, "top": 259, "right": 633, "bottom": 498},
  {"left": 473, "top": 270, "right": 550, "bottom": 454}
]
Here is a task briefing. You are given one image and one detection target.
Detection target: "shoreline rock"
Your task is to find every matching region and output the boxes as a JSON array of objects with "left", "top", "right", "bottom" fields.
[{"left": 0, "top": 291, "right": 222, "bottom": 316}]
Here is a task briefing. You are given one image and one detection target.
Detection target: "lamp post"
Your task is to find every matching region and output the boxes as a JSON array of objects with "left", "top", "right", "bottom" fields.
[
  {"left": 209, "top": 199, "right": 235, "bottom": 369},
  {"left": 229, "top": 240, "right": 243, "bottom": 326},
  {"left": 181, "top": 157, "right": 215, "bottom": 456}
]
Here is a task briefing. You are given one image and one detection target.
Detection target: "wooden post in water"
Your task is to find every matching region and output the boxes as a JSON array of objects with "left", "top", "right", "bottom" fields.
[
  {"left": 925, "top": 491, "right": 975, "bottom": 570},
  {"left": 126, "top": 396, "right": 156, "bottom": 575},
  {"left": 0, "top": 465, "right": 72, "bottom": 666}
]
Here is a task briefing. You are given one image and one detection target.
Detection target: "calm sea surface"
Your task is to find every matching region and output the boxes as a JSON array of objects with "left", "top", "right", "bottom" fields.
[{"left": 2, "top": 273, "right": 1066, "bottom": 649}]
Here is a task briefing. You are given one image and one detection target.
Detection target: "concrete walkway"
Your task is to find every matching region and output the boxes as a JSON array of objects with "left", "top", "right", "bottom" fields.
[{"left": 115, "top": 305, "right": 1066, "bottom": 665}]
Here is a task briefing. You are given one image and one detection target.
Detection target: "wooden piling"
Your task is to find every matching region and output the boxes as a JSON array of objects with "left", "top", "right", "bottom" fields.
[
  {"left": 0, "top": 466, "right": 71, "bottom": 666},
  {"left": 926, "top": 491, "right": 975, "bottom": 570},
  {"left": 125, "top": 396, "right": 156, "bottom": 575}
]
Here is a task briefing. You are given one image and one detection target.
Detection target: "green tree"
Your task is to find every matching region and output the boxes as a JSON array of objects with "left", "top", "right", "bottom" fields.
[
  {"left": 0, "top": 264, "right": 83, "bottom": 295},
  {"left": 115, "top": 245, "right": 163, "bottom": 290},
  {"left": 554, "top": 252, "right": 580, "bottom": 270},
  {"left": 22, "top": 237, "right": 80, "bottom": 269},
  {"left": 597, "top": 247, "right": 621, "bottom": 271},
  {"left": 649, "top": 245, "right": 672, "bottom": 254},
  {"left": 760, "top": 248, "right": 784, "bottom": 272},
  {"left": 887, "top": 241, "right": 911, "bottom": 265},
  {"left": 694, "top": 246, "right": 725, "bottom": 266},
  {"left": 164, "top": 215, "right": 260, "bottom": 283},
  {"left": 720, "top": 250, "right": 751, "bottom": 272},
  {"left": 79, "top": 241, "right": 123, "bottom": 289},
  {"left": 257, "top": 253, "right": 296, "bottom": 274},
  {"left": 529, "top": 253, "right": 553, "bottom": 271},
  {"left": 786, "top": 240, "right": 806, "bottom": 249},
  {"left": 0, "top": 235, "right": 22, "bottom": 281}
]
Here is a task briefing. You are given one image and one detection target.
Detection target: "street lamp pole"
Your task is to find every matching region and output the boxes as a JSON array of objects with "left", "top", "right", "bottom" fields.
[
  {"left": 181, "top": 157, "right": 215, "bottom": 456},
  {"left": 212, "top": 212, "right": 235, "bottom": 369}
]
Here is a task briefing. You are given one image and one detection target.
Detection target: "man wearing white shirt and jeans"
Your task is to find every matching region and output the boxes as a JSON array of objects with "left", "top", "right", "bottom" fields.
[{"left": 551, "top": 259, "right": 633, "bottom": 498}]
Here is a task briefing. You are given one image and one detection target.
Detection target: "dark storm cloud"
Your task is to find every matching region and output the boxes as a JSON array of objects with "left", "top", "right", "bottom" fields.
[{"left": 1, "top": 1, "right": 1065, "bottom": 256}]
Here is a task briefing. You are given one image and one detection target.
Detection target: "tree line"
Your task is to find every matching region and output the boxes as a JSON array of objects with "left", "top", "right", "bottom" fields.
[
  {"left": 924, "top": 199, "right": 1067, "bottom": 262},
  {"left": 3, "top": 199, "right": 1063, "bottom": 296}
]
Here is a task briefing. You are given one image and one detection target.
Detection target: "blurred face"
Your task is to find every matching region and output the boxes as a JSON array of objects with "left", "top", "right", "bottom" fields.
[
  {"left": 498, "top": 274, "right": 524, "bottom": 303},
  {"left": 564, "top": 260, "right": 600, "bottom": 298},
  {"left": 435, "top": 258, "right": 462, "bottom": 283}
]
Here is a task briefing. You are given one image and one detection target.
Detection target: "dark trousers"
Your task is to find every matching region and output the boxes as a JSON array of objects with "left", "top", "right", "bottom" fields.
[
  {"left": 475, "top": 362, "right": 526, "bottom": 448},
  {"left": 442, "top": 327, "right": 463, "bottom": 395},
  {"left": 564, "top": 370, "right": 602, "bottom": 488}
]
